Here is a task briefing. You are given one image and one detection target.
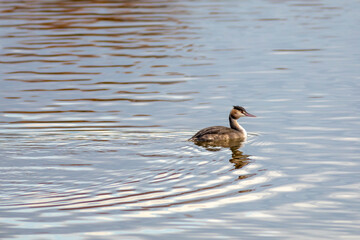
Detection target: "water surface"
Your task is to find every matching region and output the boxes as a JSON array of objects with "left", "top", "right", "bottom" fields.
[{"left": 1, "top": 0, "right": 360, "bottom": 239}]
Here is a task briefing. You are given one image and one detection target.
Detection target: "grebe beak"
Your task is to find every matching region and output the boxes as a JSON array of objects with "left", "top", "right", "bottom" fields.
[{"left": 244, "top": 112, "right": 256, "bottom": 117}]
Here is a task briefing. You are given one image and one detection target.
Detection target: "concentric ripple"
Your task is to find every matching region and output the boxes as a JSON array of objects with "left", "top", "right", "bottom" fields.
[{"left": 0, "top": 132, "right": 270, "bottom": 219}]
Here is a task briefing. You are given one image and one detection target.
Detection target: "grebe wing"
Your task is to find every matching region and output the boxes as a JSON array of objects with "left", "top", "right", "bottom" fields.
[{"left": 190, "top": 126, "right": 230, "bottom": 139}]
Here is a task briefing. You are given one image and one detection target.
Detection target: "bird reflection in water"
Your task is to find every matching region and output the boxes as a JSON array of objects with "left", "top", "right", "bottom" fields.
[{"left": 193, "top": 139, "right": 252, "bottom": 170}]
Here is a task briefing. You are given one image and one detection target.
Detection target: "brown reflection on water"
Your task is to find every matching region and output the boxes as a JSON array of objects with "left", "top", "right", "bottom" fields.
[
  {"left": 193, "top": 139, "right": 245, "bottom": 151},
  {"left": 2, "top": 124, "right": 161, "bottom": 130},
  {"left": 115, "top": 90, "right": 160, "bottom": 94},
  {"left": 7, "top": 70, "right": 101, "bottom": 75},
  {"left": 193, "top": 140, "right": 253, "bottom": 170},
  {"left": 1, "top": 53, "right": 99, "bottom": 58},
  {"left": 1, "top": 110, "right": 95, "bottom": 114},
  {"left": 55, "top": 97, "right": 190, "bottom": 102},
  {"left": 230, "top": 149, "right": 252, "bottom": 170},
  {"left": 91, "top": 80, "right": 186, "bottom": 85},
  {"left": 0, "top": 0, "right": 199, "bottom": 132},
  {"left": 0, "top": 0, "right": 194, "bottom": 72},
  {"left": 21, "top": 88, "right": 109, "bottom": 92}
]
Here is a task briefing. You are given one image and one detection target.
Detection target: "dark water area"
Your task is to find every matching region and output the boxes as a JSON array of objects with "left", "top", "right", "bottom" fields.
[{"left": 1, "top": 0, "right": 360, "bottom": 239}]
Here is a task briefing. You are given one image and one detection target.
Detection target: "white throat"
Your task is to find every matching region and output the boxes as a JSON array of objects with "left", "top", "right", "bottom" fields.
[{"left": 229, "top": 116, "right": 247, "bottom": 138}]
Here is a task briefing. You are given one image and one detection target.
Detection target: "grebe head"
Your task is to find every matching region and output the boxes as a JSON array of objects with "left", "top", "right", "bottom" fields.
[{"left": 230, "top": 106, "right": 256, "bottom": 119}]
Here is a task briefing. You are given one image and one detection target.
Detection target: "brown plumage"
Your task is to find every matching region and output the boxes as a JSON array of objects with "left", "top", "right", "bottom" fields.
[{"left": 189, "top": 106, "right": 255, "bottom": 142}]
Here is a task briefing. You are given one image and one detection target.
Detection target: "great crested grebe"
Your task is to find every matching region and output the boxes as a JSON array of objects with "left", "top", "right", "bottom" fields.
[{"left": 189, "top": 106, "right": 255, "bottom": 142}]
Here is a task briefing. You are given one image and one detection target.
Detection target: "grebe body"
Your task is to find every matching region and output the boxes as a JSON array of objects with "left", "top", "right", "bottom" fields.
[{"left": 189, "top": 106, "right": 255, "bottom": 142}]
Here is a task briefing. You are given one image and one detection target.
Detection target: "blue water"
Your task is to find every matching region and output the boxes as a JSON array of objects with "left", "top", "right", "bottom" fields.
[{"left": 1, "top": 0, "right": 360, "bottom": 239}]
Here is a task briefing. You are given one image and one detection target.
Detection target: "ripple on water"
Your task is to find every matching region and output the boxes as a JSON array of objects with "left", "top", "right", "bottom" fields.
[
  {"left": 0, "top": 132, "right": 269, "bottom": 221},
  {"left": 1, "top": 0, "right": 360, "bottom": 239}
]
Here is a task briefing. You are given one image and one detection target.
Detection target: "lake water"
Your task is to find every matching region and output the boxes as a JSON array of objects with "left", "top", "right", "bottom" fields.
[{"left": 1, "top": 0, "right": 360, "bottom": 239}]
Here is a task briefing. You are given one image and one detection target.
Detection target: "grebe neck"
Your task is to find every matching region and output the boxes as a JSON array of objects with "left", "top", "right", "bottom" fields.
[{"left": 229, "top": 115, "right": 247, "bottom": 136}]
